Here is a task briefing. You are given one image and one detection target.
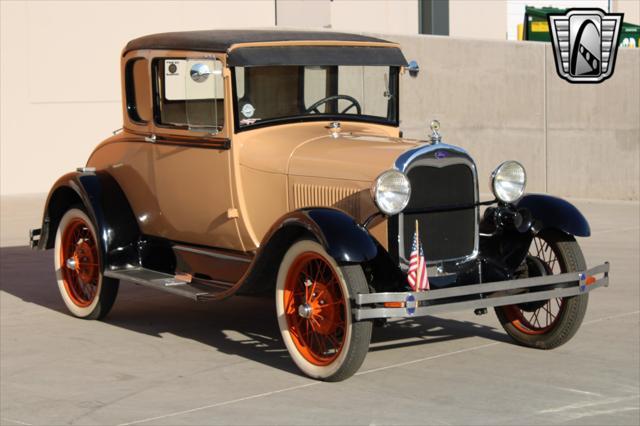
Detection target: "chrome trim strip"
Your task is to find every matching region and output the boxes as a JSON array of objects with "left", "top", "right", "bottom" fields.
[
  {"left": 394, "top": 142, "right": 469, "bottom": 172},
  {"left": 354, "top": 278, "right": 607, "bottom": 321},
  {"left": 356, "top": 263, "right": 609, "bottom": 305},
  {"left": 352, "top": 262, "right": 609, "bottom": 321}
]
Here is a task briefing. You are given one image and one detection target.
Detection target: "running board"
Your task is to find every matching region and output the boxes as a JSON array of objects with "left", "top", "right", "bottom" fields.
[{"left": 104, "top": 267, "right": 232, "bottom": 301}]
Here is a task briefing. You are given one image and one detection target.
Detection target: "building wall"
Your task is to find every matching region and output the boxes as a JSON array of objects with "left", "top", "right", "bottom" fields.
[
  {"left": 1, "top": 1, "right": 638, "bottom": 201},
  {"left": 0, "top": 0, "right": 274, "bottom": 196},
  {"left": 384, "top": 34, "right": 640, "bottom": 200},
  {"left": 449, "top": 0, "right": 507, "bottom": 40},
  {"left": 276, "top": 0, "right": 331, "bottom": 28},
  {"left": 276, "top": 0, "right": 419, "bottom": 34},
  {"left": 330, "top": 0, "right": 419, "bottom": 34},
  {"left": 613, "top": 0, "right": 640, "bottom": 25}
]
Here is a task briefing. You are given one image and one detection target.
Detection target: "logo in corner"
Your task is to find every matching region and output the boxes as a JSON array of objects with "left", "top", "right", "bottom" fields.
[{"left": 548, "top": 9, "right": 623, "bottom": 84}]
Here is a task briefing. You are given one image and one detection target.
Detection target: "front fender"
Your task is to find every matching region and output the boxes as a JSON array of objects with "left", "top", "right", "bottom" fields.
[
  {"left": 264, "top": 208, "right": 378, "bottom": 264},
  {"left": 39, "top": 170, "right": 140, "bottom": 268},
  {"left": 516, "top": 194, "right": 591, "bottom": 237}
]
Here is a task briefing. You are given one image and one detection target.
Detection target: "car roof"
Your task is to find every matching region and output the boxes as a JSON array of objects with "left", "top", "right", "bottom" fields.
[{"left": 124, "top": 29, "right": 396, "bottom": 55}]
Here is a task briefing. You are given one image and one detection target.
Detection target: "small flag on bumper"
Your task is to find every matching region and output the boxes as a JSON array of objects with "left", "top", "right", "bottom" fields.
[{"left": 407, "top": 220, "right": 430, "bottom": 292}]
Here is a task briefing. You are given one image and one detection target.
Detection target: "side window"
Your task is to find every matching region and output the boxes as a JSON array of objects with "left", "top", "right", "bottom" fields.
[
  {"left": 154, "top": 58, "right": 224, "bottom": 132},
  {"left": 125, "top": 58, "right": 151, "bottom": 123}
]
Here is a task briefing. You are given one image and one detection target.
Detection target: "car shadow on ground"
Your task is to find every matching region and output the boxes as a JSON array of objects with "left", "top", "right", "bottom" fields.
[{"left": 1, "top": 246, "right": 511, "bottom": 378}]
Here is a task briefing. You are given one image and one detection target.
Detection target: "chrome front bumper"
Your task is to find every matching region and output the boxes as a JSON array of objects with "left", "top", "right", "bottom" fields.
[{"left": 353, "top": 262, "right": 609, "bottom": 321}]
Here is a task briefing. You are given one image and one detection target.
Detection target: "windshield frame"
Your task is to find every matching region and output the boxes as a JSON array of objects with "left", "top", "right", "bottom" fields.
[{"left": 230, "top": 65, "right": 400, "bottom": 133}]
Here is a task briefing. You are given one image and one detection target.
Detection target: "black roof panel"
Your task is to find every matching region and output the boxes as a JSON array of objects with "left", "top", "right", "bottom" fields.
[{"left": 124, "top": 29, "right": 395, "bottom": 54}]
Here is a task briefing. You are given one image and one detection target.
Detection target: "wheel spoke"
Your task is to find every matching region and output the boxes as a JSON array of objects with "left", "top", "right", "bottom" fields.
[{"left": 283, "top": 251, "right": 347, "bottom": 366}]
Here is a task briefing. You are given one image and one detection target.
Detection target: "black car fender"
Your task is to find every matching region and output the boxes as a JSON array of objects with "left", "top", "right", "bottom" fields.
[
  {"left": 236, "top": 207, "right": 379, "bottom": 295},
  {"left": 38, "top": 170, "right": 140, "bottom": 269},
  {"left": 517, "top": 193, "right": 591, "bottom": 237},
  {"left": 479, "top": 193, "right": 590, "bottom": 276},
  {"left": 262, "top": 208, "right": 378, "bottom": 264}
]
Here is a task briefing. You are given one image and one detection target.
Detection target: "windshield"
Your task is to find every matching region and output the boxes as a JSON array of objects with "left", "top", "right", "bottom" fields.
[{"left": 232, "top": 65, "right": 399, "bottom": 129}]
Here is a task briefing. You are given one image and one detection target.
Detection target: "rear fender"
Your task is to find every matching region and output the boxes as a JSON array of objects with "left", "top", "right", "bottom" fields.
[{"left": 39, "top": 170, "right": 140, "bottom": 269}]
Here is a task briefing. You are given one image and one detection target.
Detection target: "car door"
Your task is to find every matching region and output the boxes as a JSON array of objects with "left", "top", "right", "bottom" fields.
[{"left": 148, "top": 55, "right": 243, "bottom": 251}]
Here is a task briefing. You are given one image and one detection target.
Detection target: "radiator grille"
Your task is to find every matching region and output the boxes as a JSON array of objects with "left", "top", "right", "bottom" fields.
[
  {"left": 293, "top": 183, "right": 361, "bottom": 218},
  {"left": 400, "top": 163, "right": 476, "bottom": 262}
]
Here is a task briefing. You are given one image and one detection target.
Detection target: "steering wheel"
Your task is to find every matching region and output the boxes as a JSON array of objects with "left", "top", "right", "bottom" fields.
[{"left": 304, "top": 94, "right": 362, "bottom": 115}]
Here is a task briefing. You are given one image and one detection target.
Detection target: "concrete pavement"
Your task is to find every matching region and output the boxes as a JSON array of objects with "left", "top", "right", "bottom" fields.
[{"left": 1, "top": 199, "right": 638, "bottom": 425}]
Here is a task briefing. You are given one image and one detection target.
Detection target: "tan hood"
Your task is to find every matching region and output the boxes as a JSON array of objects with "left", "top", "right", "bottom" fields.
[
  {"left": 289, "top": 134, "right": 420, "bottom": 182},
  {"left": 237, "top": 121, "right": 420, "bottom": 183}
]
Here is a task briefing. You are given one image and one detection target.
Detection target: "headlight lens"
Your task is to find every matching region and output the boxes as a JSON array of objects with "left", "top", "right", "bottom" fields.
[
  {"left": 372, "top": 170, "right": 411, "bottom": 215},
  {"left": 491, "top": 161, "right": 527, "bottom": 203}
]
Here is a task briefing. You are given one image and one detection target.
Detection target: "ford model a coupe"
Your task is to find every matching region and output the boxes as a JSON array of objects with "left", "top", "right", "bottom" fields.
[{"left": 31, "top": 30, "right": 609, "bottom": 381}]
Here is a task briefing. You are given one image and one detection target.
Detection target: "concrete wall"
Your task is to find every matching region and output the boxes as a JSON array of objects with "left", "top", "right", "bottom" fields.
[{"left": 384, "top": 34, "right": 640, "bottom": 200}]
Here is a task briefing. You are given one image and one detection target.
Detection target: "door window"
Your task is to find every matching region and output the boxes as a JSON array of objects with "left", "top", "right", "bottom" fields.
[{"left": 154, "top": 58, "right": 224, "bottom": 133}]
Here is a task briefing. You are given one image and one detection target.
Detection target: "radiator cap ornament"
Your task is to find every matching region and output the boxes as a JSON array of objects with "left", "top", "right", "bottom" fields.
[{"left": 429, "top": 119, "right": 442, "bottom": 144}]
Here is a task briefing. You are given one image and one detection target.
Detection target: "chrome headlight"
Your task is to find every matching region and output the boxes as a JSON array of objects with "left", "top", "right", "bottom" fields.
[
  {"left": 491, "top": 161, "right": 526, "bottom": 203},
  {"left": 372, "top": 170, "right": 411, "bottom": 215}
]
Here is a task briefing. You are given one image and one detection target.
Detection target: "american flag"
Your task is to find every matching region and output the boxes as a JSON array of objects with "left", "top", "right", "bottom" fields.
[{"left": 407, "top": 221, "right": 430, "bottom": 291}]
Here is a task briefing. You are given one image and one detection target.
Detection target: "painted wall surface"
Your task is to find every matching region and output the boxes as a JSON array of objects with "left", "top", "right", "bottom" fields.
[
  {"left": 449, "top": 0, "right": 508, "bottom": 40},
  {"left": 277, "top": 0, "right": 419, "bottom": 34},
  {"left": 0, "top": 0, "right": 274, "bottom": 196},
  {"left": 330, "top": 0, "right": 419, "bottom": 34},
  {"left": 613, "top": 0, "right": 640, "bottom": 25},
  {"left": 1, "top": 1, "right": 638, "bottom": 200}
]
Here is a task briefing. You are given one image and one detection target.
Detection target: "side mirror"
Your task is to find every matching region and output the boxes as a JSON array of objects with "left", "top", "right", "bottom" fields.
[{"left": 407, "top": 60, "right": 420, "bottom": 77}]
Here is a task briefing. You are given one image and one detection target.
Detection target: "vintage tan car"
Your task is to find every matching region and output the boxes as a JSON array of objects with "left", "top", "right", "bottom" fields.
[{"left": 31, "top": 30, "right": 609, "bottom": 381}]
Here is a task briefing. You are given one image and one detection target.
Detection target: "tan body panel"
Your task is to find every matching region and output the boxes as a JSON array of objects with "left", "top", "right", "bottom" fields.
[
  {"left": 87, "top": 134, "right": 243, "bottom": 250},
  {"left": 87, "top": 49, "right": 245, "bottom": 250},
  {"left": 87, "top": 46, "right": 413, "bottom": 255},
  {"left": 232, "top": 121, "right": 410, "bottom": 250},
  {"left": 288, "top": 133, "right": 418, "bottom": 182}
]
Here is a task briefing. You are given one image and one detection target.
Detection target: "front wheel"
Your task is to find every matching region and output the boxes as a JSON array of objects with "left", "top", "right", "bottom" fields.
[
  {"left": 276, "top": 240, "right": 372, "bottom": 381},
  {"left": 495, "top": 229, "right": 589, "bottom": 349},
  {"left": 54, "top": 207, "right": 119, "bottom": 320}
]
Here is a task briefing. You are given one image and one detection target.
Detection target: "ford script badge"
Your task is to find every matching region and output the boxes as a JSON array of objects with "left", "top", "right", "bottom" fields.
[{"left": 435, "top": 150, "right": 449, "bottom": 159}]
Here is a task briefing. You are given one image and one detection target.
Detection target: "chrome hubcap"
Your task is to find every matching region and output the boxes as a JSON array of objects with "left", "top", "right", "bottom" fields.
[
  {"left": 298, "top": 303, "right": 313, "bottom": 318},
  {"left": 65, "top": 257, "right": 77, "bottom": 270}
]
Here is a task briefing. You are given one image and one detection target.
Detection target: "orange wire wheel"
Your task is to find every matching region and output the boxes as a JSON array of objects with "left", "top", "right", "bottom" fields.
[
  {"left": 59, "top": 217, "right": 100, "bottom": 307},
  {"left": 283, "top": 252, "right": 347, "bottom": 366},
  {"left": 502, "top": 298, "right": 566, "bottom": 335},
  {"left": 495, "top": 229, "right": 589, "bottom": 349},
  {"left": 276, "top": 239, "right": 372, "bottom": 381},
  {"left": 502, "top": 235, "right": 566, "bottom": 335},
  {"left": 54, "top": 208, "right": 119, "bottom": 320}
]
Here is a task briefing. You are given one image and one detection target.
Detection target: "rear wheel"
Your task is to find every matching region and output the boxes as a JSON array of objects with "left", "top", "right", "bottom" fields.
[
  {"left": 276, "top": 240, "right": 372, "bottom": 381},
  {"left": 495, "top": 229, "right": 589, "bottom": 349},
  {"left": 54, "top": 207, "right": 118, "bottom": 320}
]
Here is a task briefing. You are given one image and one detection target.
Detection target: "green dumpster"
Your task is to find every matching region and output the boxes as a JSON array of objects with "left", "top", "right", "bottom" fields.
[{"left": 521, "top": 5, "right": 639, "bottom": 48}]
